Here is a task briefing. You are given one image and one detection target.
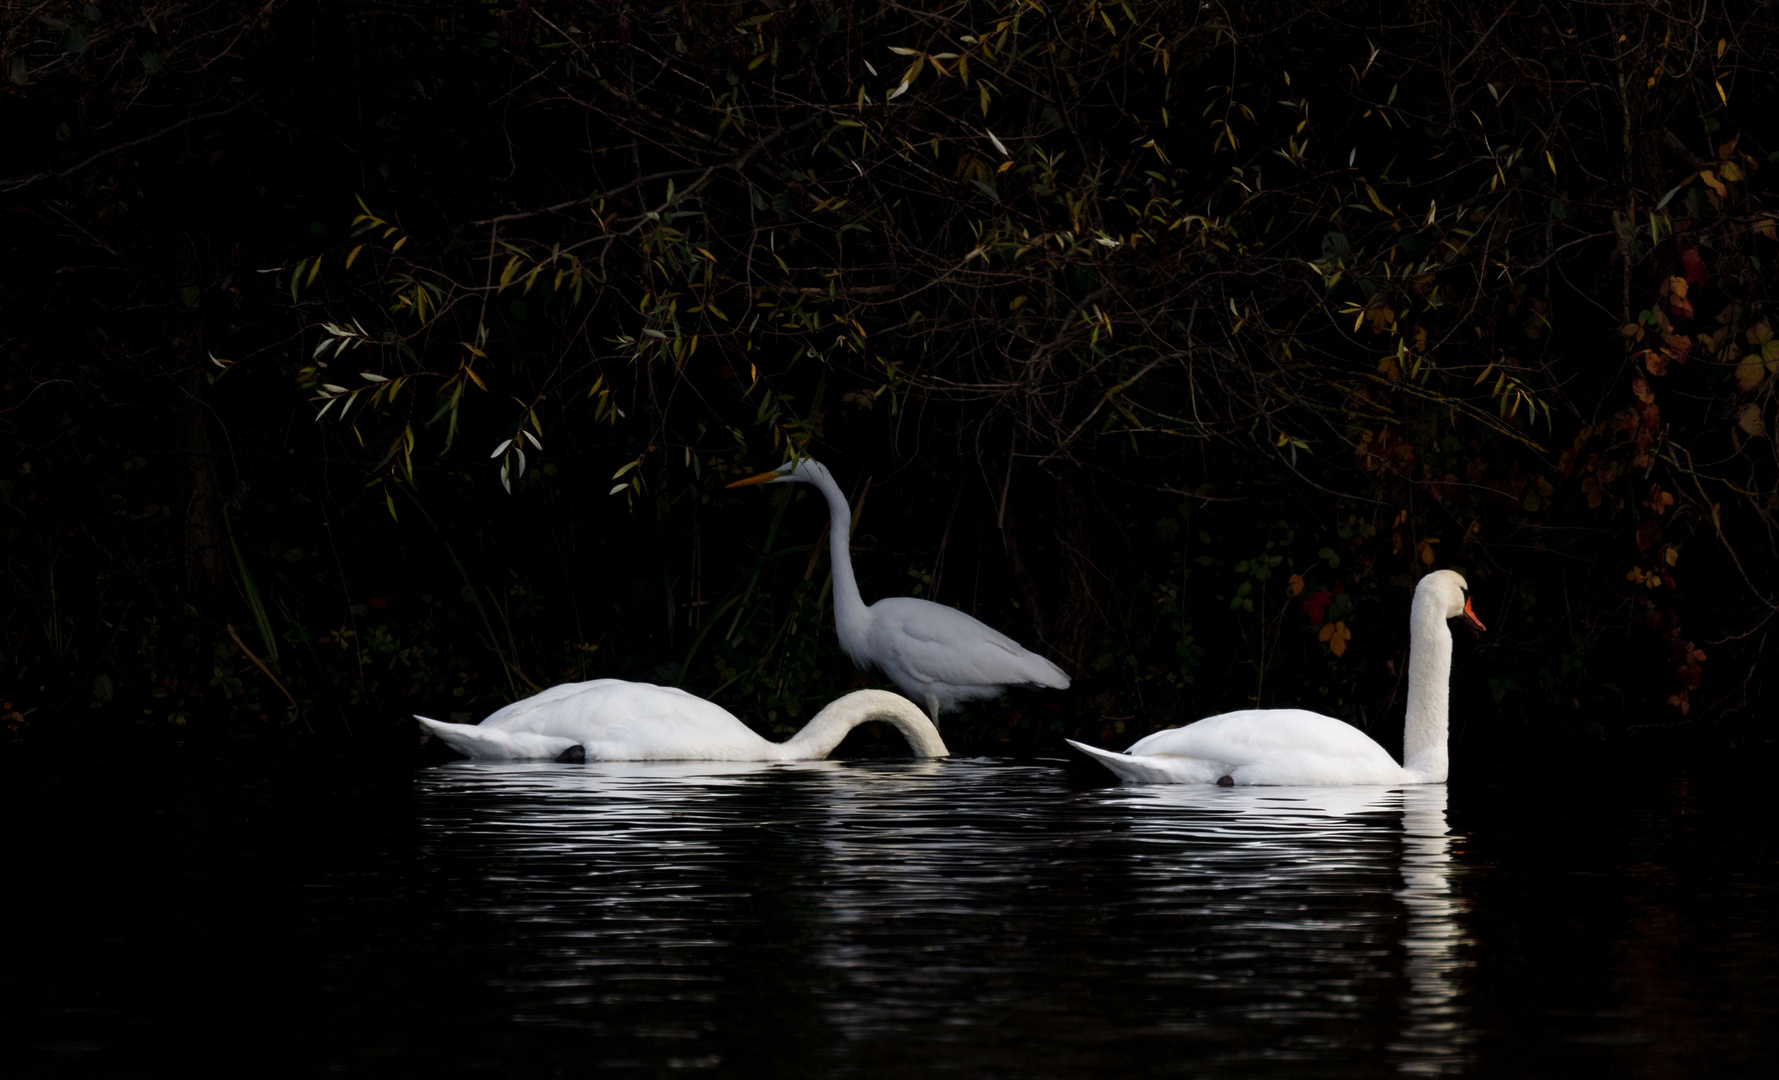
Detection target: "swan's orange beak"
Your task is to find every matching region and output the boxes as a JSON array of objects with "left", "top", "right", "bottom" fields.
[
  {"left": 725, "top": 470, "right": 780, "bottom": 489},
  {"left": 1461, "top": 595, "right": 1485, "bottom": 632}
]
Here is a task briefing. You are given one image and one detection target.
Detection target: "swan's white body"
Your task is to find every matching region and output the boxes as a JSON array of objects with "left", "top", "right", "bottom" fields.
[
  {"left": 1069, "top": 570, "right": 1483, "bottom": 786},
  {"left": 417, "top": 680, "right": 946, "bottom": 762},
  {"left": 730, "top": 458, "right": 1070, "bottom": 718}
]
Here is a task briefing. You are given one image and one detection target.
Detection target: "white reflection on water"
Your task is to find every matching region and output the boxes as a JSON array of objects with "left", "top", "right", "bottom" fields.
[
  {"left": 413, "top": 760, "right": 1472, "bottom": 1076},
  {"left": 1110, "top": 783, "right": 1473, "bottom": 1075},
  {"left": 1394, "top": 786, "right": 1473, "bottom": 1075}
]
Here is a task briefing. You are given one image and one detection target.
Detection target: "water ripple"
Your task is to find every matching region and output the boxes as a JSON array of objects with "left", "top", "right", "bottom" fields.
[{"left": 414, "top": 758, "right": 1470, "bottom": 1077}]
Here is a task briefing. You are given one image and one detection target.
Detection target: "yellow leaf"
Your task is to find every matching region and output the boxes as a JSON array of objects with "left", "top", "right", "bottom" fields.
[
  {"left": 1738, "top": 403, "right": 1766, "bottom": 437},
  {"left": 1288, "top": 573, "right": 1305, "bottom": 597},
  {"left": 345, "top": 243, "right": 365, "bottom": 270},
  {"left": 1418, "top": 537, "right": 1439, "bottom": 565},
  {"left": 1700, "top": 170, "right": 1728, "bottom": 198},
  {"left": 1736, "top": 355, "right": 1766, "bottom": 392},
  {"left": 391, "top": 235, "right": 408, "bottom": 252}
]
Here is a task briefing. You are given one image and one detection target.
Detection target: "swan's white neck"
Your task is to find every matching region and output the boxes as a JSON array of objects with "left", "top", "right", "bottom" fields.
[
  {"left": 775, "top": 690, "right": 948, "bottom": 760},
  {"left": 1401, "top": 588, "right": 1455, "bottom": 783},
  {"left": 806, "top": 469, "right": 873, "bottom": 662}
]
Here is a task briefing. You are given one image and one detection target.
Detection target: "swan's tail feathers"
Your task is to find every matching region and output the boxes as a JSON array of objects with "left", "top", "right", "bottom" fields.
[
  {"left": 415, "top": 716, "right": 580, "bottom": 761},
  {"left": 1065, "top": 739, "right": 1197, "bottom": 784}
]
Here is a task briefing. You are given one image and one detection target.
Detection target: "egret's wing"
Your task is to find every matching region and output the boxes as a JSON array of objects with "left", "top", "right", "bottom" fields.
[{"left": 870, "top": 598, "right": 1070, "bottom": 690}]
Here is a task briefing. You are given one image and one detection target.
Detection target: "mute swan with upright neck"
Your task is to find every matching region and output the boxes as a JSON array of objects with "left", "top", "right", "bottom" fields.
[
  {"left": 727, "top": 457, "right": 1070, "bottom": 719},
  {"left": 1068, "top": 570, "right": 1484, "bottom": 786},
  {"left": 417, "top": 681, "right": 946, "bottom": 762}
]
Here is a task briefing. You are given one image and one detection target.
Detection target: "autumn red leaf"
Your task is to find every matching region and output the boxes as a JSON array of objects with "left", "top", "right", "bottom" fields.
[
  {"left": 1680, "top": 248, "right": 1707, "bottom": 284},
  {"left": 1302, "top": 590, "right": 1333, "bottom": 625}
]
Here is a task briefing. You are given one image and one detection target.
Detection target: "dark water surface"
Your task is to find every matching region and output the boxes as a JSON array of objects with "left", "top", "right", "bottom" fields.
[{"left": 3, "top": 755, "right": 1774, "bottom": 1077}]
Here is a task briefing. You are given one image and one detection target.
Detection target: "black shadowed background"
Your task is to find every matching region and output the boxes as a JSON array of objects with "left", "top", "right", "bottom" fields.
[{"left": 4, "top": 1, "right": 1778, "bottom": 763}]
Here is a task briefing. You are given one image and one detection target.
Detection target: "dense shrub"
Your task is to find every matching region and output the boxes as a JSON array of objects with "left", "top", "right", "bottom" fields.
[{"left": 4, "top": 1, "right": 1777, "bottom": 755}]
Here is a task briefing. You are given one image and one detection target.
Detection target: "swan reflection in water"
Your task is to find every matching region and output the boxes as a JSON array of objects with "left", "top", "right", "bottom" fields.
[
  {"left": 1109, "top": 783, "right": 1473, "bottom": 1075},
  {"left": 1394, "top": 786, "right": 1473, "bottom": 1075},
  {"left": 414, "top": 761, "right": 1471, "bottom": 1076}
]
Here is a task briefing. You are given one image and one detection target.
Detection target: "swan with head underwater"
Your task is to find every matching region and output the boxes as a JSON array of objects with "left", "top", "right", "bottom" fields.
[
  {"left": 1069, "top": 569, "right": 1485, "bottom": 786},
  {"left": 727, "top": 456, "right": 1071, "bottom": 721},
  {"left": 417, "top": 681, "right": 946, "bottom": 762}
]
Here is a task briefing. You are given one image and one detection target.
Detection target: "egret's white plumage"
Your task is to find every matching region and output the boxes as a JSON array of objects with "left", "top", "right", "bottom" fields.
[
  {"left": 728, "top": 458, "right": 1070, "bottom": 718},
  {"left": 417, "top": 680, "right": 946, "bottom": 762},
  {"left": 1069, "top": 569, "right": 1484, "bottom": 786}
]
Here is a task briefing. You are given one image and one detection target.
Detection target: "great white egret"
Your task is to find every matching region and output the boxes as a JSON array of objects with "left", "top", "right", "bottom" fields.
[
  {"left": 1069, "top": 570, "right": 1484, "bottom": 785},
  {"left": 417, "top": 681, "right": 946, "bottom": 762},
  {"left": 727, "top": 457, "right": 1071, "bottom": 719}
]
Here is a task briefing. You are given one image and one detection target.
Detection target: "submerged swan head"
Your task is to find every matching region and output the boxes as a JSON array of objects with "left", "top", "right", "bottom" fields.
[{"left": 1417, "top": 569, "right": 1485, "bottom": 632}]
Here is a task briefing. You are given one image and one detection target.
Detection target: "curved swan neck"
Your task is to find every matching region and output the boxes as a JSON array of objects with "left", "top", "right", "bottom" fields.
[
  {"left": 806, "top": 468, "right": 872, "bottom": 658},
  {"left": 1402, "top": 587, "right": 1455, "bottom": 783},
  {"left": 777, "top": 690, "right": 949, "bottom": 760}
]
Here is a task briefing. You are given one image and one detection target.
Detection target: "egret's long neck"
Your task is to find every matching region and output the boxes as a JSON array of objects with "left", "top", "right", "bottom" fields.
[
  {"left": 1402, "top": 593, "right": 1454, "bottom": 783},
  {"left": 776, "top": 690, "right": 950, "bottom": 761},
  {"left": 808, "top": 470, "right": 872, "bottom": 659}
]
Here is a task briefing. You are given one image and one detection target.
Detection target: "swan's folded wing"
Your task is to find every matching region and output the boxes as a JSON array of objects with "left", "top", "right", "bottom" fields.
[
  {"left": 477, "top": 678, "right": 624, "bottom": 728},
  {"left": 1126, "top": 709, "right": 1399, "bottom": 768},
  {"left": 486, "top": 681, "right": 778, "bottom": 761},
  {"left": 587, "top": 704, "right": 778, "bottom": 761}
]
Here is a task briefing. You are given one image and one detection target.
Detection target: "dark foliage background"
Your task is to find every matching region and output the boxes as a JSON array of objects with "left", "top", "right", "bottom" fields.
[{"left": 4, "top": 0, "right": 1777, "bottom": 758}]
